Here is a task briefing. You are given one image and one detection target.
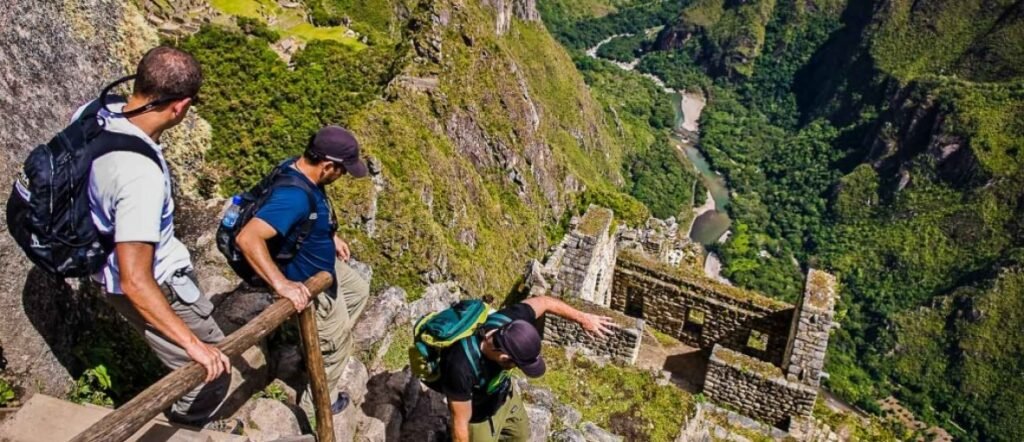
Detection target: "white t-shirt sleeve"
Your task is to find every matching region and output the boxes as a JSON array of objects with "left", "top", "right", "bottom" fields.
[{"left": 100, "top": 153, "right": 165, "bottom": 243}]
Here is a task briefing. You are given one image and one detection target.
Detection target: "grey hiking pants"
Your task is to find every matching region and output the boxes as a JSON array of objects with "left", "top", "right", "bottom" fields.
[
  {"left": 299, "top": 260, "right": 370, "bottom": 416},
  {"left": 103, "top": 268, "right": 229, "bottom": 426}
]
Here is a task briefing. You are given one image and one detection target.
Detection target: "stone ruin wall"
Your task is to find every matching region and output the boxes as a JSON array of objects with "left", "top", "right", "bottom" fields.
[
  {"left": 783, "top": 269, "right": 838, "bottom": 387},
  {"left": 544, "top": 206, "right": 616, "bottom": 306},
  {"left": 540, "top": 303, "right": 643, "bottom": 365},
  {"left": 611, "top": 253, "right": 794, "bottom": 366},
  {"left": 704, "top": 345, "right": 818, "bottom": 428}
]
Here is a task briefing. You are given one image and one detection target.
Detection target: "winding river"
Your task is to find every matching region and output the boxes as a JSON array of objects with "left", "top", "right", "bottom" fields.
[{"left": 585, "top": 36, "right": 733, "bottom": 248}]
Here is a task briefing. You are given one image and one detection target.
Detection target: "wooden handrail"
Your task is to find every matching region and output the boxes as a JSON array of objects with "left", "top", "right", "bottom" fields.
[{"left": 71, "top": 272, "right": 335, "bottom": 442}]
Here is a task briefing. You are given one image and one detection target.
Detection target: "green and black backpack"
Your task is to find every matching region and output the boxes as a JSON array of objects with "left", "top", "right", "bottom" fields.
[{"left": 410, "top": 299, "right": 513, "bottom": 395}]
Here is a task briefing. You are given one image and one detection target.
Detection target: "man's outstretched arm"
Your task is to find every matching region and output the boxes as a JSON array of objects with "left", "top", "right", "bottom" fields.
[
  {"left": 521, "top": 295, "right": 619, "bottom": 337},
  {"left": 117, "top": 242, "right": 230, "bottom": 382}
]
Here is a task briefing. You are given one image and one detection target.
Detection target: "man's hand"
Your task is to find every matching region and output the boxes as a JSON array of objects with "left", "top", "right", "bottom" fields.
[
  {"left": 578, "top": 313, "right": 619, "bottom": 338},
  {"left": 185, "top": 341, "right": 231, "bottom": 383},
  {"left": 273, "top": 280, "right": 312, "bottom": 312},
  {"left": 334, "top": 236, "right": 351, "bottom": 262}
]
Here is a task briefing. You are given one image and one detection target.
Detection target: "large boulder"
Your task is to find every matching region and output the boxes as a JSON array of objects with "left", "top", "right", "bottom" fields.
[
  {"left": 580, "top": 422, "right": 624, "bottom": 442},
  {"left": 407, "top": 282, "right": 461, "bottom": 323},
  {"left": 352, "top": 286, "right": 408, "bottom": 354},
  {"left": 526, "top": 405, "right": 552, "bottom": 442},
  {"left": 236, "top": 398, "right": 303, "bottom": 441}
]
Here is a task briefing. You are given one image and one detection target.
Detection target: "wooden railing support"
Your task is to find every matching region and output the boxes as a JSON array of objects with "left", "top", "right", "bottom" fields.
[
  {"left": 299, "top": 304, "right": 335, "bottom": 441},
  {"left": 71, "top": 272, "right": 334, "bottom": 442}
]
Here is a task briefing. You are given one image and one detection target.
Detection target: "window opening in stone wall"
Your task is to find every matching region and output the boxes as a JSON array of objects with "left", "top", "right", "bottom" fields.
[
  {"left": 683, "top": 308, "right": 705, "bottom": 334},
  {"left": 624, "top": 287, "right": 643, "bottom": 318},
  {"left": 747, "top": 330, "right": 769, "bottom": 352}
]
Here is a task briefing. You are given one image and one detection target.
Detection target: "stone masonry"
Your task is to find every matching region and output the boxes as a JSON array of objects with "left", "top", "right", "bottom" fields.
[
  {"left": 524, "top": 205, "right": 841, "bottom": 432},
  {"left": 704, "top": 345, "right": 818, "bottom": 428},
  {"left": 612, "top": 252, "right": 794, "bottom": 365},
  {"left": 782, "top": 269, "right": 838, "bottom": 387},
  {"left": 529, "top": 206, "right": 617, "bottom": 306},
  {"left": 540, "top": 299, "right": 643, "bottom": 365}
]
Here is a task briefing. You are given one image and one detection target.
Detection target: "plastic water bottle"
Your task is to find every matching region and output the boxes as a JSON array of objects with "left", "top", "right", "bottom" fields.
[{"left": 222, "top": 195, "right": 243, "bottom": 228}]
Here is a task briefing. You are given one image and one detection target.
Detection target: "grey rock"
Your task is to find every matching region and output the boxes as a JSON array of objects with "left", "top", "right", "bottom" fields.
[
  {"left": 525, "top": 405, "right": 552, "bottom": 442},
  {"left": 339, "top": 357, "right": 370, "bottom": 405},
  {"left": 407, "top": 282, "right": 461, "bottom": 322},
  {"left": 356, "top": 416, "right": 387, "bottom": 442},
  {"left": 580, "top": 421, "right": 623, "bottom": 442},
  {"left": 352, "top": 286, "right": 408, "bottom": 353},
  {"left": 368, "top": 402, "right": 403, "bottom": 441},
  {"left": 213, "top": 290, "right": 275, "bottom": 335},
  {"left": 551, "top": 428, "right": 587, "bottom": 442},
  {"left": 238, "top": 398, "right": 302, "bottom": 440},
  {"left": 348, "top": 258, "right": 373, "bottom": 285}
]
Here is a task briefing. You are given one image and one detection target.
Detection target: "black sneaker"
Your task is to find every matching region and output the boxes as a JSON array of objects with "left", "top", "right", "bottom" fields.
[
  {"left": 331, "top": 392, "right": 351, "bottom": 414},
  {"left": 202, "top": 417, "right": 244, "bottom": 435}
]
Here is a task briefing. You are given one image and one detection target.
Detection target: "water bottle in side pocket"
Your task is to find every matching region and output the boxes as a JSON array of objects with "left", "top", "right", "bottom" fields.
[{"left": 221, "top": 195, "right": 243, "bottom": 228}]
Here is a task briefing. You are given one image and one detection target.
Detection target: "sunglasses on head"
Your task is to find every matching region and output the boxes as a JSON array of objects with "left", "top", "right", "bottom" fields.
[{"left": 100, "top": 75, "right": 200, "bottom": 118}]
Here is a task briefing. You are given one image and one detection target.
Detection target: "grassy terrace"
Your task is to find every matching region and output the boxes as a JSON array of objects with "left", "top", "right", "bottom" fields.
[
  {"left": 208, "top": 0, "right": 364, "bottom": 47},
  {"left": 529, "top": 346, "right": 694, "bottom": 441}
]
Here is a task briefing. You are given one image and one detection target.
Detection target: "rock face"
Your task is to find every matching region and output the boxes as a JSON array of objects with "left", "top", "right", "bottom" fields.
[
  {"left": 0, "top": 0, "right": 217, "bottom": 398},
  {"left": 482, "top": 0, "right": 540, "bottom": 35}
]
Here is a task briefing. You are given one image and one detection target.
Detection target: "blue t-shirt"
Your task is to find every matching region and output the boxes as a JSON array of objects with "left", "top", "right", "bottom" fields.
[{"left": 254, "top": 168, "right": 335, "bottom": 283}]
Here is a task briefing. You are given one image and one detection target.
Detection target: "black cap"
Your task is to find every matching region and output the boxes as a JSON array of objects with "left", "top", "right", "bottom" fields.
[
  {"left": 310, "top": 125, "right": 368, "bottom": 178},
  {"left": 494, "top": 320, "right": 546, "bottom": 378}
]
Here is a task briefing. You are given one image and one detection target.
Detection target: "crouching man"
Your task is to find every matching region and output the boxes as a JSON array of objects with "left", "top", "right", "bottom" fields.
[
  {"left": 439, "top": 296, "right": 619, "bottom": 442},
  {"left": 235, "top": 126, "right": 371, "bottom": 418}
]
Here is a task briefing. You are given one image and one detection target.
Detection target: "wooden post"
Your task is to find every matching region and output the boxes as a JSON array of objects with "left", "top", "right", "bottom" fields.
[
  {"left": 71, "top": 272, "right": 334, "bottom": 442},
  {"left": 299, "top": 305, "right": 335, "bottom": 442}
]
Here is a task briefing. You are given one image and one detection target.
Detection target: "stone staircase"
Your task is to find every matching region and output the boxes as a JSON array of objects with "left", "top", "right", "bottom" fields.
[{"left": 0, "top": 394, "right": 296, "bottom": 442}]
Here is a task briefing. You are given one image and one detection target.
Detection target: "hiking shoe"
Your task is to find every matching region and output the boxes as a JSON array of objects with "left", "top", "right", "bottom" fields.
[
  {"left": 331, "top": 392, "right": 351, "bottom": 414},
  {"left": 202, "top": 418, "right": 244, "bottom": 435}
]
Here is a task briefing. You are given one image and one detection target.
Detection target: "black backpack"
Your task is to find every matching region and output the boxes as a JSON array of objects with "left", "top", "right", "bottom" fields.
[
  {"left": 6, "top": 97, "right": 162, "bottom": 277},
  {"left": 216, "top": 158, "right": 331, "bottom": 286}
]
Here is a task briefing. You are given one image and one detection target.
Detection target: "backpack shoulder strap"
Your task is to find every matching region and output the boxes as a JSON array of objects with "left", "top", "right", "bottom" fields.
[
  {"left": 461, "top": 335, "right": 484, "bottom": 382},
  {"left": 269, "top": 174, "right": 319, "bottom": 234},
  {"left": 91, "top": 132, "right": 163, "bottom": 171},
  {"left": 484, "top": 312, "right": 513, "bottom": 329}
]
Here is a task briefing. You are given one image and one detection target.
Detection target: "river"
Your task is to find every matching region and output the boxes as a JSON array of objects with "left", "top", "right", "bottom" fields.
[
  {"left": 585, "top": 36, "right": 733, "bottom": 245},
  {"left": 586, "top": 34, "right": 734, "bottom": 282}
]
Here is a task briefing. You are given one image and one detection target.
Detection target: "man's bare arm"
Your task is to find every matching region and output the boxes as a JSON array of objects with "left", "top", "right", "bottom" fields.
[
  {"left": 522, "top": 295, "right": 618, "bottom": 337},
  {"left": 236, "top": 218, "right": 312, "bottom": 311},
  {"left": 116, "top": 242, "right": 229, "bottom": 382},
  {"left": 448, "top": 399, "right": 472, "bottom": 442}
]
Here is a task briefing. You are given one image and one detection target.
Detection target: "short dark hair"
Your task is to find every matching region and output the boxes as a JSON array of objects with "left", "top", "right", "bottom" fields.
[{"left": 133, "top": 46, "right": 203, "bottom": 99}]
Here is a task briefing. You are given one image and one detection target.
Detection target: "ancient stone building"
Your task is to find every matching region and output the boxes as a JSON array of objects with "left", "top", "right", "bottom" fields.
[
  {"left": 526, "top": 205, "right": 841, "bottom": 431},
  {"left": 525, "top": 206, "right": 616, "bottom": 306}
]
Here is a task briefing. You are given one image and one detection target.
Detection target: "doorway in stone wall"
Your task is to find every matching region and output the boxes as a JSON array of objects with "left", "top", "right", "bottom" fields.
[{"left": 624, "top": 287, "right": 643, "bottom": 318}]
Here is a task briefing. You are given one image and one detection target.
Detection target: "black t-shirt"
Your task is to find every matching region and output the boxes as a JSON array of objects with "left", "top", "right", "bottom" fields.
[{"left": 438, "top": 303, "right": 537, "bottom": 422}]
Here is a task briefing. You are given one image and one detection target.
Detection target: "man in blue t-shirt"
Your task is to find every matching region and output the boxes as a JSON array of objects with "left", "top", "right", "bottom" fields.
[{"left": 236, "top": 125, "right": 370, "bottom": 418}]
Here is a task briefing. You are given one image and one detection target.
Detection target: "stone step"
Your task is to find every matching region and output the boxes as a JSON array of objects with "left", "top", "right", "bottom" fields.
[{"left": 0, "top": 394, "right": 247, "bottom": 442}]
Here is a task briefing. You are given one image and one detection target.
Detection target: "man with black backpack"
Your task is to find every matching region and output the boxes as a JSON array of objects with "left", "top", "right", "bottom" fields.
[
  {"left": 231, "top": 126, "right": 370, "bottom": 419},
  {"left": 416, "top": 296, "right": 618, "bottom": 442},
  {"left": 7, "top": 47, "right": 234, "bottom": 427}
]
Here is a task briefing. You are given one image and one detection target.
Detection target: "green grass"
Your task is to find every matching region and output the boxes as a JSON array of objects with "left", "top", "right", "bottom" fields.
[
  {"left": 530, "top": 346, "right": 693, "bottom": 441},
  {"left": 209, "top": 0, "right": 278, "bottom": 18},
  {"left": 280, "top": 23, "right": 365, "bottom": 46}
]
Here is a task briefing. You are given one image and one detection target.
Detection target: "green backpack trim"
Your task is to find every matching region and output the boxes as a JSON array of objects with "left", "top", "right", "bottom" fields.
[{"left": 410, "top": 300, "right": 514, "bottom": 393}]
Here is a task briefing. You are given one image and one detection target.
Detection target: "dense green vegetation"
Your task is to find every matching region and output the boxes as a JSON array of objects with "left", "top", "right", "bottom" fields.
[
  {"left": 594, "top": 32, "right": 648, "bottom": 62},
  {"left": 544, "top": 0, "right": 1024, "bottom": 440},
  {"left": 178, "top": 26, "right": 392, "bottom": 194},
  {"left": 540, "top": 0, "right": 683, "bottom": 51}
]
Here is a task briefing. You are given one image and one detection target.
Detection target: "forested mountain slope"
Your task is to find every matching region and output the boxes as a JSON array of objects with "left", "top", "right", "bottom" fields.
[{"left": 540, "top": 0, "right": 1024, "bottom": 440}]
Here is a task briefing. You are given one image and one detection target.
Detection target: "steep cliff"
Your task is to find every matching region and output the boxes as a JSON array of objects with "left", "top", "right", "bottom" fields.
[{"left": 0, "top": 0, "right": 649, "bottom": 406}]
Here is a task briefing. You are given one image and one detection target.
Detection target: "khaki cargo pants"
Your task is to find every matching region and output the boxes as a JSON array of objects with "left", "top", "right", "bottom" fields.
[
  {"left": 103, "top": 268, "right": 228, "bottom": 426},
  {"left": 469, "top": 386, "right": 529, "bottom": 442},
  {"left": 299, "top": 260, "right": 370, "bottom": 415}
]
